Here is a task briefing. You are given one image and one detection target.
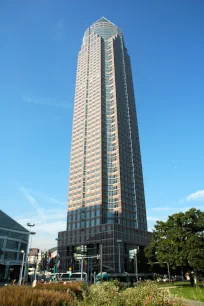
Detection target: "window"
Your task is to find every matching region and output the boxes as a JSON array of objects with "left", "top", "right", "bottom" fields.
[
  {"left": 4, "top": 251, "right": 17, "bottom": 260},
  {"left": 6, "top": 240, "right": 19, "bottom": 250}
]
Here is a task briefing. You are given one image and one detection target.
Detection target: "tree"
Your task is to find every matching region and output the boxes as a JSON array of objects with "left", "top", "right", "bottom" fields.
[{"left": 145, "top": 208, "right": 204, "bottom": 272}]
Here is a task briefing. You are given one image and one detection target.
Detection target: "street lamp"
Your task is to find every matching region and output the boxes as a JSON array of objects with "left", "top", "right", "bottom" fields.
[
  {"left": 134, "top": 248, "right": 138, "bottom": 282},
  {"left": 18, "top": 250, "right": 25, "bottom": 285},
  {"left": 23, "top": 223, "right": 35, "bottom": 283},
  {"left": 27, "top": 223, "right": 35, "bottom": 253},
  {"left": 100, "top": 244, "right": 103, "bottom": 279},
  {"left": 55, "top": 238, "right": 61, "bottom": 274},
  {"left": 80, "top": 245, "right": 87, "bottom": 281},
  {"left": 117, "top": 240, "right": 122, "bottom": 273},
  {"left": 27, "top": 222, "right": 35, "bottom": 227}
]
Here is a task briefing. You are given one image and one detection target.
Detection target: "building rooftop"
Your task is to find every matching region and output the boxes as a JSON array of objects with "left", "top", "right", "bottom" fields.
[
  {"left": 0, "top": 209, "right": 29, "bottom": 233},
  {"left": 48, "top": 247, "right": 57, "bottom": 254},
  {"left": 29, "top": 248, "right": 40, "bottom": 256},
  {"left": 94, "top": 17, "right": 116, "bottom": 25},
  {"left": 83, "top": 16, "right": 122, "bottom": 43}
]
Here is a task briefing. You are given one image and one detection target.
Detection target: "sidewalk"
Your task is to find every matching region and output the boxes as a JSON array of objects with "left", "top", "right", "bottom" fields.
[{"left": 182, "top": 299, "right": 204, "bottom": 306}]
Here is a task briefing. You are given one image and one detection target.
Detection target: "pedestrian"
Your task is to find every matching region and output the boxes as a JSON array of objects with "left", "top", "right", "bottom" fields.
[
  {"left": 190, "top": 273, "right": 194, "bottom": 287},
  {"left": 194, "top": 275, "right": 197, "bottom": 286},
  {"left": 12, "top": 279, "right": 16, "bottom": 285}
]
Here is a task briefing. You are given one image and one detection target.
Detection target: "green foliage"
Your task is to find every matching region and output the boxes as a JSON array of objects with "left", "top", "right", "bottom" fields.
[
  {"left": 80, "top": 281, "right": 185, "bottom": 306},
  {"left": 121, "top": 282, "right": 184, "bottom": 306},
  {"left": 0, "top": 282, "right": 186, "bottom": 306},
  {"left": 80, "top": 281, "right": 122, "bottom": 306},
  {"left": 145, "top": 208, "right": 204, "bottom": 271}
]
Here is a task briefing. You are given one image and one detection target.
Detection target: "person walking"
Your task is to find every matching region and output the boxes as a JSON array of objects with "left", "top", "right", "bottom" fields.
[{"left": 190, "top": 273, "right": 194, "bottom": 287}]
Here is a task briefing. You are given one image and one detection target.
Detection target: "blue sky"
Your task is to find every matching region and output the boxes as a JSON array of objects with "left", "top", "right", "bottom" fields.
[{"left": 0, "top": 0, "right": 204, "bottom": 249}]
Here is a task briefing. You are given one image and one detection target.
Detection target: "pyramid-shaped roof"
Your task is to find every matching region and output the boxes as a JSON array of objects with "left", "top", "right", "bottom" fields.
[
  {"left": 0, "top": 210, "right": 29, "bottom": 233},
  {"left": 96, "top": 17, "right": 112, "bottom": 23},
  {"left": 83, "top": 17, "right": 121, "bottom": 43},
  {"left": 94, "top": 17, "right": 117, "bottom": 27}
]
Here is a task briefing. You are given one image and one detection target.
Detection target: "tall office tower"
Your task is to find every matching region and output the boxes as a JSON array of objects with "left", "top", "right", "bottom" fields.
[{"left": 59, "top": 18, "right": 151, "bottom": 275}]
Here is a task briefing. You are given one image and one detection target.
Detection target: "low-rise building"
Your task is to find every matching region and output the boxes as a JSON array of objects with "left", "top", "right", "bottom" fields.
[
  {"left": 48, "top": 247, "right": 57, "bottom": 259},
  {"left": 0, "top": 210, "right": 29, "bottom": 280},
  {"left": 28, "top": 248, "right": 40, "bottom": 265}
]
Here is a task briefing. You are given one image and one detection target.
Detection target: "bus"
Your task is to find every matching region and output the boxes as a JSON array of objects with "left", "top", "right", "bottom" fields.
[
  {"left": 69, "top": 272, "right": 87, "bottom": 282},
  {"left": 96, "top": 273, "right": 132, "bottom": 286},
  {"left": 59, "top": 272, "right": 87, "bottom": 282}
]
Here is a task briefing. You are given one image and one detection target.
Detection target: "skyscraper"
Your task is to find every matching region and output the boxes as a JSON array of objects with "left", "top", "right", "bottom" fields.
[{"left": 58, "top": 18, "right": 151, "bottom": 275}]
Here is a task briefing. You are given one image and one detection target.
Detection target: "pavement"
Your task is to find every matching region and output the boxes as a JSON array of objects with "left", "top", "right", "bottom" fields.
[{"left": 182, "top": 299, "right": 204, "bottom": 306}]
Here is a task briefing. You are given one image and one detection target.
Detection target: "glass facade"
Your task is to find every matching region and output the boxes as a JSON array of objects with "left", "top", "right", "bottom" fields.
[
  {"left": 59, "top": 18, "right": 150, "bottom": 274},
  {"left": 0, "top": 210, "right": 29, "bottom": 280}
]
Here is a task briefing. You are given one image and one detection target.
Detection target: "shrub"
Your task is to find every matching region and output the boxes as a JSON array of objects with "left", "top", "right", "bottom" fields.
[
  {"left": 79, "top": 281, "right": 186, "bottom": 306},
  {"left": 121, "top": 282, "right": 186, "bottom": 306},
  {"left": 0, "top": 281, "right": 187, "bottom": 306},
  {"left": 80, "top": 281, "right": 123, "bottom": 306},
  {"left": 35, "top": 282, "right": 84, "bottom": 298},
  {"left": 0, "top": 286, "right": 77, "bottom": 306}
]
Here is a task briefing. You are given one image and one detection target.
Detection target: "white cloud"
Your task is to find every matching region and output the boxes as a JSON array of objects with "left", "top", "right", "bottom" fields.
[
  {"left": 147, "top": 191, "right": 204, "bottom": 231},
  {"left": 18, "top": 187, "right": 67, "bottom": 250},
  {"left": 186, "top": 190, "right": 204, "bottom": 202},
  {"left": 22, "top": 94, "right": 71, "bottom": 109},
  {"left": 19, "top": 187, "right": 45, "bottom": 221},
  {"left": 151, "top": 206, "right": 171, "bottom": 212},
  {"left": 147, "top": 217, "right": 159, "bottom": 221}
]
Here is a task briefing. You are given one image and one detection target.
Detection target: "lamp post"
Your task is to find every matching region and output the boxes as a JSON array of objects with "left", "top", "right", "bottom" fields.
[
  {"left": 23, "top": 223, "right": 35, "bottom": 283},
  {"left": 134, "top": 248, "right": 138, "bottom": 282},
  {"left": 55, "top": 238, "right": 60, "bottom": 274},
  {"left": 117, "top": 240, "right": 122, "bottom": 273},
  {"left": 80, "top": 245, "right": 87, "bottom": 281},
  {"left": 81, "top": 257, "right": 84, "bottom": 281},
  {"left": 100, "top": 244, "right": 103, "bottom": 279},
  {"left": 18, "top": 250, "right": 25, "bottom": 285},
  {"left": 34, "top": 249, "right": 39, "bottom": 281}
]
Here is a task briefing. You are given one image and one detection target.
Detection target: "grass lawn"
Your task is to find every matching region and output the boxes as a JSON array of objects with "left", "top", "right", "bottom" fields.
[
  {"left": 158, "top": 281, "right": 204, "bottom": 302},
  {"left": 170, "top": 285, "right": 204, "bottom": 302},
  {"left": 159, "top": 281, "right": 189, "bottom": 287}
]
